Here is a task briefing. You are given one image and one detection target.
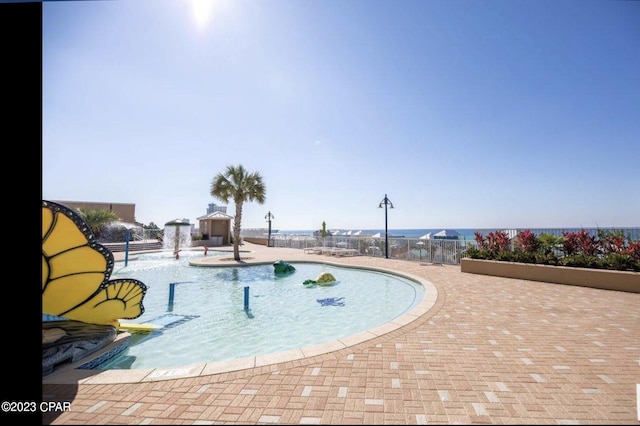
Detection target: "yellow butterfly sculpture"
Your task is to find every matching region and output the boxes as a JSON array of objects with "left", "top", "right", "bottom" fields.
[{"left": 42, "top": 200, "right": 147, "bottom": 328}]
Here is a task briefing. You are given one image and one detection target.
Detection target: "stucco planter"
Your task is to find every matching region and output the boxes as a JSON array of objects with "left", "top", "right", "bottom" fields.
[{"left": 461, "top": 258, "right": 639, "bottom": 294}]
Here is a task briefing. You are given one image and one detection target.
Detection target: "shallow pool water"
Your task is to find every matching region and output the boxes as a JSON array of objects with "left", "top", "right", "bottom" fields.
[{"left": 98, "top": 250, "right": 425, "bottom": 369}]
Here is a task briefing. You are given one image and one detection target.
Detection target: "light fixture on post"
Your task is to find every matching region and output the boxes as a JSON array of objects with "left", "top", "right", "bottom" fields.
[
  {"left": 378, "top": 194, "right": 394, "bottom": 259},
  {"left": 265, "top": 211, "right": 274, "bottom": 247}
]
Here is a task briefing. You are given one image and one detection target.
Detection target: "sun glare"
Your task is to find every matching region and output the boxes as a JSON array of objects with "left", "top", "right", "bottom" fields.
[{"left": 191, "top": 0, "right": 215, "bottom": 31}]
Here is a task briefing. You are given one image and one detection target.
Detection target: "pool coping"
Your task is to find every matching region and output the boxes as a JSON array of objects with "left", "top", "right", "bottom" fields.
[{"left": 42, "top": 252, "right": 438, "bottom": 385}]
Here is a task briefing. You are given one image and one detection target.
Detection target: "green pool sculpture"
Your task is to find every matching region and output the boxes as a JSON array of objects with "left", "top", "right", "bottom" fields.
[
  {"left": 302, "top": 272, "right": 337, "bottom": 287},
  {"left": 273, "top": 260, "right": 296, "bottom": 275}
]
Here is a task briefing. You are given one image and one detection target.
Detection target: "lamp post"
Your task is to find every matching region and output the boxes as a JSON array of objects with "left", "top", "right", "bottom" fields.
[
  {"left": 378, "top": 194, "right": 394, "bottom": 259},
  {"left": 265, "top": 211, "right": 274, "bottom": 247}
]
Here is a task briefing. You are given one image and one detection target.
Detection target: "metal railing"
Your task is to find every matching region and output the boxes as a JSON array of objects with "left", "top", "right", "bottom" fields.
[
  {"left": 269, "top": 234, "right": 474, "bottom": 265},
  {"left": 267, "top": 227, "right": 639, "bottom": 266}
]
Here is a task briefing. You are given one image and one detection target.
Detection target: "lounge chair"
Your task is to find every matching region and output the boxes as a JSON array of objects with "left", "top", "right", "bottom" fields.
[
  {"left": 318, "top": 247, "right": 336, "bottom": 255},
  {"left": 332, "top": 248, "right": 357, "bottom": 257},
  {"left": 304, "top": 247, "right": 323, "bottom": 254}
]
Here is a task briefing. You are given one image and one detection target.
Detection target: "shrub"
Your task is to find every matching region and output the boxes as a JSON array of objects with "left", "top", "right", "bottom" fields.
[
  {"left": 512, "top": 250, "right": 537, "bottom": 264},
  {"left": 602, "top": 253, "right": 637, "bottom": 271},
  {"left": 465, "top": 246, "right": 489, "bottom": 259},
  {"left": 466, "top": 229, "right": 639, "bottom": 272},
  {"left": 627, "top": 241, "right": 640, "bottom": 262},
  {"left": 515, "top": 229, "right": 539, "bottom": 253},
  {"left": 561, "top": 253, "right": 600, "bottom": 269},
  {"left": 486, "top": 230, "right": 511, "bottom": 254},
  {"left": 538, "top": 233, "right": 564, "bottom": 256},
  {"left": 495, "top": 250, "right": 516, "bottom": 262},
  {"left": 474, "top": 231, "right": 487, "bottom": 250},
  {"left": 598, "top": 229, "right": 626, "bottom": 254},
  {"left": 562, "top": 229, "right": 599, "bottom": 256}
]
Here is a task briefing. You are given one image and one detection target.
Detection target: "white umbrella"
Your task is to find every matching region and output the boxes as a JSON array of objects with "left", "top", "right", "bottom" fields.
[
  {"left": 419, "top": 233, "right": 431, "bottom": 240},
  {"left": 433, "top": 229, "right": 460, "bottom": 239},
  {"left": 371, "top": 232, "right": 381, "bottom": 238}
]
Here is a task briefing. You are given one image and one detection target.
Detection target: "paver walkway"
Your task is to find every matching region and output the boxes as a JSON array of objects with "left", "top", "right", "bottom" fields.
[{"left": 42, "top": 243, "right": 640, "bottom": 424}]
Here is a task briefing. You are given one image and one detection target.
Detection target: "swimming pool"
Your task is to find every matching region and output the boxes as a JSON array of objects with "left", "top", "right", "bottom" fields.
[{"left": 96, "top": 250, "right": 425, "bottom": 370}]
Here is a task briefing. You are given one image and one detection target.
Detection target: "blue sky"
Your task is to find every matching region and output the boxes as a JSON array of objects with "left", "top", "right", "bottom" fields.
[{"left": 42, "top": 0, "right": 639, "bottom": 231}]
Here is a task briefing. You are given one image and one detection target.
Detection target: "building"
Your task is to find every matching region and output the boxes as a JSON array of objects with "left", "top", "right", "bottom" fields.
[
  {"left": 197, "top": 210, "right": 233, "bottom": 246},
  {"left": 207, "top": 203, "right": 227, "bottom": 214},
  {"left": 51, "top": 200, "right": 137, "bottom": 224}
]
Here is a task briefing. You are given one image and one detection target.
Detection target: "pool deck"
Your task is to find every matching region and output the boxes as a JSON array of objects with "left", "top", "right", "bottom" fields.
[{"left": 42, "top": 243, "right": 640, "bottom": 424}]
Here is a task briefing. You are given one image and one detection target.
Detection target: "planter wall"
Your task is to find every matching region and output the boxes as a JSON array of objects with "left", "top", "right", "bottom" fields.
[
  {"left": 243, "top": 237, "right": 268, "bottom": 246},
  {"left": 461, "top": 258, "right": 639, "bottom": 294}
]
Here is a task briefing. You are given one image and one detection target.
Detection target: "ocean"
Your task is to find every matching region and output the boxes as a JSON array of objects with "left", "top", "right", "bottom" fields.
[{"left": 280, "top": 228, "right": 480, "bottom": 240}]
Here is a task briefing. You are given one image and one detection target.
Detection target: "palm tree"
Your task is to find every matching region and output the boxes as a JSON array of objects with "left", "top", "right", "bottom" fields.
[
  {"left": 77, "top": 208, "right": 120, "bottom": 239},
  {"left": 210, "top": 164, "right": 266, "bottom": 261}
]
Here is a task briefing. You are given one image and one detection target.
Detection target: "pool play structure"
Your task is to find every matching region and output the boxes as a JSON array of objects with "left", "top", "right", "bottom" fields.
[
  {"left": 42, "top": 200, "right": 150, "bottom": 375},
  {"left": 164, "top": 218, "right": 192, "bottom": 258},
  {"left": 42, "top": 199, "right": 427, "bottom": 375}
]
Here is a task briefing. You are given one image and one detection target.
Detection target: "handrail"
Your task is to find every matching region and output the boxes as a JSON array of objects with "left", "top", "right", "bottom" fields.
[{"left": 267, "top": 226, "right": 639, "bottom": 266}]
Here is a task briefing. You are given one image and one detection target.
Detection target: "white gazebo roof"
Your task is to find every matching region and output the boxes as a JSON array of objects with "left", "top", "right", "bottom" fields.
[{"left": 197, "top": 211, "right": 233, "bottom": 221}]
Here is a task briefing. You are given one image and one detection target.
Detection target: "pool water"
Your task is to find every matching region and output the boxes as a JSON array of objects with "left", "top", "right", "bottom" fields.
[{"left": 98, "top": 250, "right": 425, "bottom": 370}]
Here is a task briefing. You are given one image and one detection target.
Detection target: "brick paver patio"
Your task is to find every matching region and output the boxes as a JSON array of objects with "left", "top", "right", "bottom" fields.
[{"left": 42, "top": 243, "right": 640, "bottom": 424}]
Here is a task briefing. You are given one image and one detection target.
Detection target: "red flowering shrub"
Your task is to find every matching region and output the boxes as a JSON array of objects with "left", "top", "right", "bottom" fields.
[
  {"left": 468, "top": 230, "right": 515, "bottom": 261},
  {"left": 600, "top": 233, "right": 626, "bottom": 254},
  {"left": 627, "top": 241, "right": 640, "bottom": 261},
  {"left": 474, "top": 231, "right": 487, "bottom": 249},
  {"left": 486, "top": 231, "right": 511, "bottom": 254},
  {"left": 515, "top": 229, "right": 539, "bottom": 253},
  {"left": 562, "top": 230, "right": 599, "bottom": 257},
  {"left": 466, "top": 228, "right": 639, "bottom": 272}
]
